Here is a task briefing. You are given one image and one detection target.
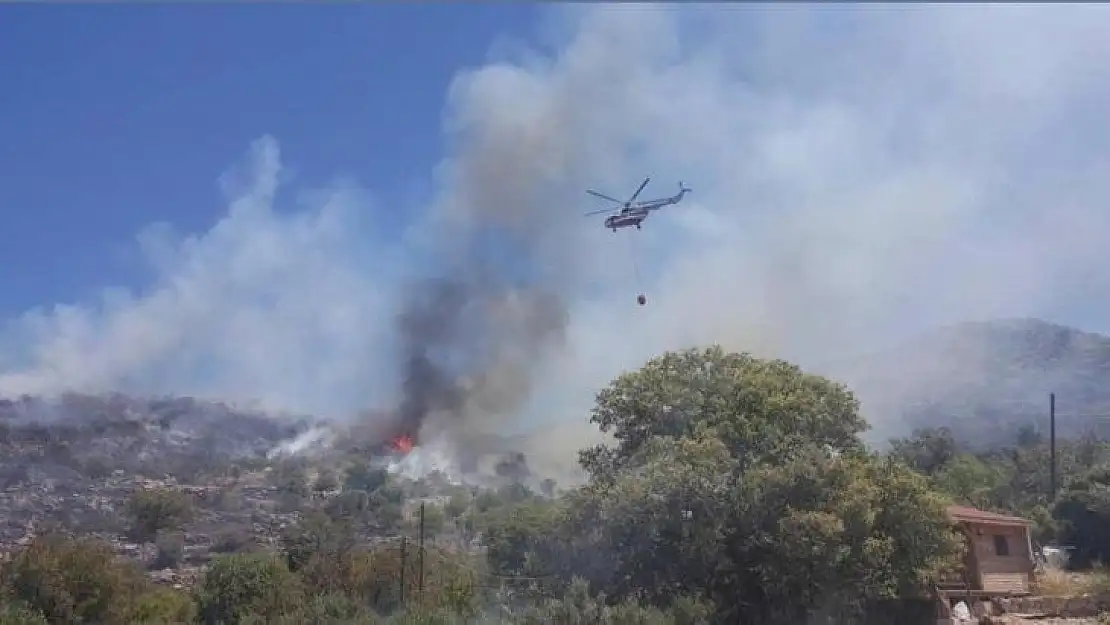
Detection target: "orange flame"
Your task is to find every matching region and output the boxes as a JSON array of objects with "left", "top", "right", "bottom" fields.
[{"left": 392, "top": 434, "right": 414, "bottom": 454}]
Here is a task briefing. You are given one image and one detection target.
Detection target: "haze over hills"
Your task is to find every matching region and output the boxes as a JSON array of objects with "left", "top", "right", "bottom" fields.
[
  {"left": 835, "top": 318, "right": 1110, "bottom": 448},
  {"left": 3, "top": 317, "right": 1110, "bottom": 480}
]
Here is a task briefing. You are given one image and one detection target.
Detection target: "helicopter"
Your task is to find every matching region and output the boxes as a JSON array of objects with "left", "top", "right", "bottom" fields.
[{"left": 584, "top": 177, "right": 692, "bottom": 232}]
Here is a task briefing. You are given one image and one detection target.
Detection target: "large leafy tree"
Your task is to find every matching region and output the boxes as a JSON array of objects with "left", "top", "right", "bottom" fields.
[
  {"left": 714, "top": 449, "right": 959, "bottom": 624},
  {"left": 579, "top": 346, "right": 866, "bottom": 478},
  {"left": 487, "top": 346, "right": 958, "bottom": 624}
]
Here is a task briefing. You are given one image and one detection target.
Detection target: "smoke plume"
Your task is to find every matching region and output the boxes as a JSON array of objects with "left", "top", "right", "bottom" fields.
[{"left": 393, "top": 276, "right": 568, "bottom": 452}]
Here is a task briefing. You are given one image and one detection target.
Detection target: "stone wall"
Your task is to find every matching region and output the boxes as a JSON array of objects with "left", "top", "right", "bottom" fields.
[{"left": 994, "top": 594, "right": 1110, "bottom": 618}]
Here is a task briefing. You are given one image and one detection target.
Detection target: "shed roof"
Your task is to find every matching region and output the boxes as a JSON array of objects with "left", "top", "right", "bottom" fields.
[{"left": 946, "top": 505, "right": 1032, "bottom": 527}]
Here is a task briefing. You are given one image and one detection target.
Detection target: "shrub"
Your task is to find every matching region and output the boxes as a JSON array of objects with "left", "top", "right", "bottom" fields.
[
  {"left": 0, "top": 534, "right": 147, "bottom": 624},
  {"left": 195, "top": 552, "right": 303, "bottom": 625},
  {"left": 127, "top": 487, "right": 194, "bottom": 543}
]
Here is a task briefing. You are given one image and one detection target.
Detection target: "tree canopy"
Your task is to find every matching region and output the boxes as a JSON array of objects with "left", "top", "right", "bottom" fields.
[
  {"left": 485, "top": 346, "right": 959, "bottom": 624},
  {"left": 579, "top": 346, "right": 867, "bottom": 479}
]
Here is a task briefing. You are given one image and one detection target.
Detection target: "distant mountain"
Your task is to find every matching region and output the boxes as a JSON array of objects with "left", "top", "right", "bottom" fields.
[{"left": 830, "top": 318, "right": 1110, "bottom": 448}]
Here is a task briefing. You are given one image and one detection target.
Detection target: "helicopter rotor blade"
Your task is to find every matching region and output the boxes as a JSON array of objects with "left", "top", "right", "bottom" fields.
[
  {"left": 584, "top": 207, "right": 618, "bottom": 217},
  {"left": 586, "top": 189, "right": 623, "bottom": 204},
  {"left": 627, "top": 177, "right": 651, "bottom": 204}
]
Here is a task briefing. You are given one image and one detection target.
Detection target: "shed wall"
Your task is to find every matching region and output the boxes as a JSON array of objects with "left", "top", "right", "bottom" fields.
[{"left": 966, "top": 522, "right": 1033, "bottom": 595}]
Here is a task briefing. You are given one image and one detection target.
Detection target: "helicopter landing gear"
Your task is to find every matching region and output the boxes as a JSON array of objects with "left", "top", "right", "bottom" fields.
[{"left": 636, "top": 224, "right": 641, "bottom": 230}]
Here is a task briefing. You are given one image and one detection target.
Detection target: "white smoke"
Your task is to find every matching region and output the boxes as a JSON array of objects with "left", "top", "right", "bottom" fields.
[
  {"left": 386, "top": 443, "right": 461, "bottom": 484},
  {"left": 4, "top": 5, "right": 1110, "bottom": 473},
  {"left": 267, "top": 425, "right": 336, "bottom": 460}
]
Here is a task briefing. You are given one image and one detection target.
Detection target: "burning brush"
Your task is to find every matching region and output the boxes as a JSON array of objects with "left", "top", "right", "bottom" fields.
[{"left": 391, "top": 433, "right": 415, "bottom": 455}]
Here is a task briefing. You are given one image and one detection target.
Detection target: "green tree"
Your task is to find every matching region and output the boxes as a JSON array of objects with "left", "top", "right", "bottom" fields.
[
  {"left": 715, "top": 450, "right": 960, "bottom": 623},
  {"left": 194, "top": 553, "right": 303, "bottom": 625},
  {"left": 888, "top": 427, "right": 960, "bottom": 476},
  {"left": 579, "top": 346, "right": 866, "bottom": 478},
  {"left": 211, "top": 527, "right": 257, "bottom": 554},
  {"left": 0, "top": 534, "right": 160, "bottom": 624},
  {"left": 273, "top": 460, "right": 311, "bottom": 513},
  {"left": 1054, "top": 465, "right": 1110, "bottom": 568},
  {"left": 151, "top": 530, "right": 185, "bottom": 570},
  {"left": 281, "top": 513, "right": 357, "bottom": 574},
  {"left": 931, "top": 453, "right": 1009, "bottom": 510},
  {"left": 483, "top": 498, "right": 562, "bottom": 580},
  {"left": 238, "top": 593, "right": 378, "bottom": 625},
  {"left": 368, "top": 484, "right": 406, "bottom": 532},
  {"left": 126, "top": 487, "right": 194, "bottom": 543},
  {"left": 124, "top": 586, "right": 196, "bottom": 624},
  {"left": 514, "top": 578, "right": 711, "bottom": 625},
  {"left": 487, "top": 347, "right": 959, "bottom": 624}
]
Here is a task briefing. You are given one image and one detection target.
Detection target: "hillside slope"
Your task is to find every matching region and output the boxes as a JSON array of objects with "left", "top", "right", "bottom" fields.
[
  {"left": 0, "top": 393, "right": 313, "bottom": 487},
  {"left": 832, "top": 318, "right": 1110, "bottom": 447}
]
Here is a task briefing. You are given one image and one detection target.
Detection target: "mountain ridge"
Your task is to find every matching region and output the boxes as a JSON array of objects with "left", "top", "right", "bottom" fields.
[{"left": 832, "top": 317, "right": 1110, "bottom": 447}]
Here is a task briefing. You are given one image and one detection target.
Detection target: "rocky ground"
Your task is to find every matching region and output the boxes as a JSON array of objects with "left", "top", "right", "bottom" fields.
[
  {"left": 0, "top": 392, "right": 499, "bottom": 595},
  {"left": 0, "top": 395, "right": 377, "bottom": 580}
]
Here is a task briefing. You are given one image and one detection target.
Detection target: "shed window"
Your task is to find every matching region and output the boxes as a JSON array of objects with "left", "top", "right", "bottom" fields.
[{"left": 993, "top": 534, "right": 1010, "bottom": 557}]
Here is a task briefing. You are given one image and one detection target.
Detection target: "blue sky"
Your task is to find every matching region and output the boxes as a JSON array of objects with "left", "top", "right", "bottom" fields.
[{"left": 0, "top": 4, "right": 536, "bottom": 317}]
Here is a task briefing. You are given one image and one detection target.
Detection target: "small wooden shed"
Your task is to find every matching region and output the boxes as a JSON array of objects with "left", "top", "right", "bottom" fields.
[{"left": 940, "top": 505, "right": 1036, "bottom": 597}]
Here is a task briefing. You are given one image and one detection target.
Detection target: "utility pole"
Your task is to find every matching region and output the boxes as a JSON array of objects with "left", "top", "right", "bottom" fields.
[
  {"left": 418, "top": 502, "right": 426, "bottom": 602},
  {"left": 399, "top": 535, "right": 407, "bottom": 606},
  {"left": 1050, "top": 392, "right": 1057, "bottom": 502}
]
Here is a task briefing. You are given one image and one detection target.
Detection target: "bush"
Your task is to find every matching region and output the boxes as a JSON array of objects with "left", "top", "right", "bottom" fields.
[
  {"left": 0, "top": 603, "right": 48, "bottom": 625},
  {"left": 123, "top": 586, "right": 197, "bottom": 624},
  {"left": 151, "top": 530, "right": 185, "bottom": 569},
  {"left": 194, "top": 552, "right": 304, "bottom": 625},
  {"left": 127, "top": 487, "right": 194, "bottom": 543},
  {"left": 0, "top": 534, "right": 191, "bottom": 625},
  {"left": 314, "top": 469, "right": 341, "bottom": 493},
  {"left": 240, "top": 592, "right": 381, "bottom": 624},
  {"left": 212, "top": 527, "right": 258, "bottom": 554},
  {"left": 0, "top": 534, "right": 145, "bottom": 623}
]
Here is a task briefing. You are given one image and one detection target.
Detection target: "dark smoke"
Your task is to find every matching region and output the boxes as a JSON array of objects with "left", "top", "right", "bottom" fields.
[
  {"left": 377, "top": 68, "right": 592, "bottom": 468},
  {"left": 390, "top": 256, "right": 570, "bottom": 461},
  {"left": 396, "top": 278, "right": 471, "bottom": 438},
  {"left": 494, "top": 451, "right": 532, "bottom": 484}
]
